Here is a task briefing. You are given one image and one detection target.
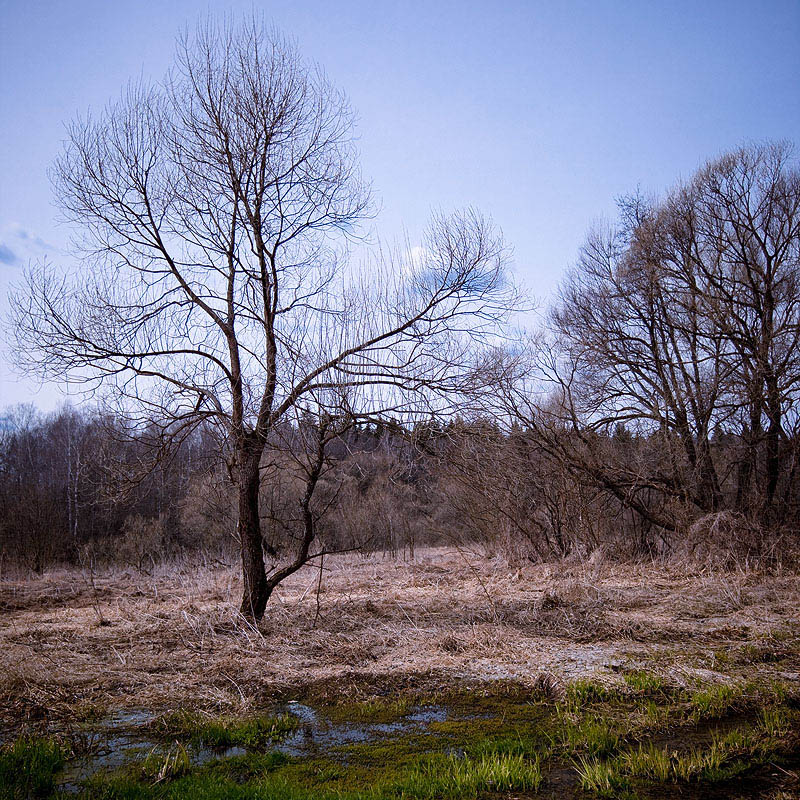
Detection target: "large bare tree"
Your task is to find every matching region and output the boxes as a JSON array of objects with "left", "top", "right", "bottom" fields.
[
  {"left": 504, "top": 142, "right": 800, "bottom": 537},
  {"left": 10, "top": 18, "right": 518, "bottom": 618}
]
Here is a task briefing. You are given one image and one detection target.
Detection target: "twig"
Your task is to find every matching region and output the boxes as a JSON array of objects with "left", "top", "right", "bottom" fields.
[{"left": 312, "top": 552, "right": 325, "bottom": 629}]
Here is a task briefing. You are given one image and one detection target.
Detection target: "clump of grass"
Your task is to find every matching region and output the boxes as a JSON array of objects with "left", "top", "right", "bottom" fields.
[
  {"left": 400, "top": 751, "right": 543, "bottom": 798},
  {"left": 765, "top": 680, "right": 791, "bottom": 705},
  {"left": 623, "top": 670, "right": 665, "bottom": 695},
  {"left": 550, "top": 708, "right": 621, "bottom": 757},
  {"left": 471, "top": 734, "right": 541, "bottom": 760},
  {"left": 323, "top": 696, "right": 412, "bottom": 723},
  {"left": 152, "top": 710, "right": 298, "bottom": 749},
  {"left": 620, "top": 743, "right": 672, "bottom": 782},
  {"left": 619, "top": 741, "right": 739, "bottom": 783},
  {"left": 616, "top": 717, "right": 794, "bottom": 787},
  {"left": 578, "top": 720, "right": 620, "bottom": 758},
  {"left": 677, "top": 739, "right": 749, "bottom": 782},
  {"left": 758, "top": 706, "right": 791, "bottom": 738},
  {"left": 637, "top": 698, "right": 667, "bottom": 730},
  {"left": 565, "top": 679, "right": 615, "bottom": 707},
  {"left": 137, "top": 742, "right": 191, "bottom": 784},
  {"left": 573, "top": 755, "right": 630, "bottom": 798},
  {"left": 688, "top": 683, "right": 743, "bottom": 721},
  {"left": 0, "top": 735, "right": 64, "bottom": 800},
  {"left": 671, "top": 744, "right": 725, "bottom": 781}
]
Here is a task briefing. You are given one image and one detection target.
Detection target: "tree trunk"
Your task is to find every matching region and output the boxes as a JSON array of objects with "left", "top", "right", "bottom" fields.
[
  {"left": 696, "top": 440, "right": 722, "bottom": 512},
  {"left": 765, "top": 376, "right": 783, "bottom": 510},
  {"left": 237, "top": 440, "right": 269, "bottom": 619}
]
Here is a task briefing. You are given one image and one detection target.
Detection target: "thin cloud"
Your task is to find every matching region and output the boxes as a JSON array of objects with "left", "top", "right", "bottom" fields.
[
  {"left": 0, "top": 223, "right": 58, "bottom": 267},
  {"left": 0, "top": 244, "right": 18, "bottom": 265}
]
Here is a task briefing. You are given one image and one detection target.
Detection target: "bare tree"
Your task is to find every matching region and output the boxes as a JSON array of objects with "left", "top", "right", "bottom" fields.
[
  {"left": 10, "top": 17, "right": 518, "bottom": 618},
  {"left": 504, "top": 142, "right": 800, "bottom": 541}
]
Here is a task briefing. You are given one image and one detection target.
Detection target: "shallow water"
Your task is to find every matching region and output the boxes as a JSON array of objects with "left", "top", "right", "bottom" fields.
[
  {"left": 57, "top": 702, "right": 451, "bottom": 791},
  {"left": 275, "top": 701, "right": 449, "bottom": 755}
]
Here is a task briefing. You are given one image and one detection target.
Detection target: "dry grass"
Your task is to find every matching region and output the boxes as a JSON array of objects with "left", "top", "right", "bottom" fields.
[{"left": 1, "top": 547, "right": 798, "bottom": 731}]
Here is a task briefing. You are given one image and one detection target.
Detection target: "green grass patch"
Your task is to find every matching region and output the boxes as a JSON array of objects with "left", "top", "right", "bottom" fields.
[
  {"left": 636, "top": 698, "right": 669, "bottom": 731},
  {"left": 549, "top": 705, "right": 622, "bottom": 757},
  {"left": 688, "top": 682, "right": 743, "bottom": 721},
  {"left": 398, "top": 751, "right": 543, "bottom": 798},
  {"left": 320, "top": 696, "right": 412, "bottom": 723},
  {"left": 151, "top": 710, "right": 298, "bottom": 749},
  {"left": 79, "top": 772, "right": 331, "bottom": 800},
  {"left": 195, "top": 751, "right": 290, "bottom": 783},
  {"left": 565, "top": 679, "right": 617, "bottom": 707},
  {"left": 758, "top": 706, "right": 791, "bottom": 737},
  {"left": 0, "top": 735, "right": 65, "bottom": 800},
  {"left": 607, "top": 711, "right": 797, "bottom": 790},
  {"left": 573, "top": 755, "right": 631, "bottom": 798},
  {"left": 623, "top": 670, "right": 666, "bottom": 695},
  {"left": 469, "top": 733, "right": 543, "bottom": 760},
  {"left": 618, "top": 740, "right": 746, "bottom": 783},
  {"left": 638, "top": 738, "right": 750, "bottom": 783}
]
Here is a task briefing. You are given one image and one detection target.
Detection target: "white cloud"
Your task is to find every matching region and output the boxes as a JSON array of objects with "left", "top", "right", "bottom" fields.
[
  {"left": 402, "top": 244, "right": 431, "bottom": 277},
  {"left": 0, "top": 222, "right": 57, "bottom": 268}
]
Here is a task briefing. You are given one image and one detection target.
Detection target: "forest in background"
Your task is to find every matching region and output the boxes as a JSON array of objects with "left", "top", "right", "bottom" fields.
[
  {"left": 1, "top": 397, "right": 797, "bottom": 575},
  {"left": 4, "top": 139, "right": 799, "bottom": 577}
]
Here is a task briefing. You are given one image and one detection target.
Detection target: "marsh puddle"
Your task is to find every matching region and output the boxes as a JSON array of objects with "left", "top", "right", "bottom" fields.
[
  {"left": 278, "top": 701, "right": 448, "bottom": 754},
  {"left": 57, "top": 702, "right": 451, "bottom": 791}
]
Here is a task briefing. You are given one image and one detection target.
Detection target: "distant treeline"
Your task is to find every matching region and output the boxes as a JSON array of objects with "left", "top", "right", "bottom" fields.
[
  {"left": 0, "top": 406, "right": 436, "bottom": 572},
  {"left": 1, "top": 403, "right": 797, "bottom": 574}
]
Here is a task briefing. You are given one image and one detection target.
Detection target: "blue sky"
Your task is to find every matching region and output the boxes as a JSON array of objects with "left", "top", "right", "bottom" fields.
[{"left": 1, "top": 0, "right": 798, "bottom": 410}]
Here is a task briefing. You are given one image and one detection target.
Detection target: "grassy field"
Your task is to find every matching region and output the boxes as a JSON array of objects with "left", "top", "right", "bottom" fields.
[{"left": 1, "top": 548, "right": 798, "bottom": 798}]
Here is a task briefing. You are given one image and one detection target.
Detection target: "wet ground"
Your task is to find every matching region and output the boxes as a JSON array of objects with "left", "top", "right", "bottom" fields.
[
  {"left": 25, "top": 687, "right": 796, "bottom": 799},
  {"left": 56, "top": 701, "right": 454, "bottom": 792}
]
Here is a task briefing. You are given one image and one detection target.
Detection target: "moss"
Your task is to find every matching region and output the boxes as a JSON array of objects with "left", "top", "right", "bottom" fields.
[
  {"left": 336, "top": 733, "right": 440, "bottom": 768},
  {"left": 196, "top": 751, "right": 290, "bottom": 783},
  {"left": 318, "top": 697, "right": 412, "bottom": 723},
  {"left": 79, "top": 771, "right": 342, "bottom": 799},
  {"left": 77, "top": 738, "right": 544, "bottom": 800}
]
